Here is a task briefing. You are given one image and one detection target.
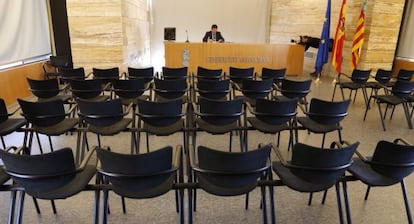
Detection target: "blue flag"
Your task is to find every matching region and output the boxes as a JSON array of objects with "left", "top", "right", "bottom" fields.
[{"left": 315, "top": 0, "right": 331, "bottom": 75}]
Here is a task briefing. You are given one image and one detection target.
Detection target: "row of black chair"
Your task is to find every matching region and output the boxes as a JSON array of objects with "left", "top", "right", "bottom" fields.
[{"left": 1, "top": 138, "right": 414, "bottom": 224}]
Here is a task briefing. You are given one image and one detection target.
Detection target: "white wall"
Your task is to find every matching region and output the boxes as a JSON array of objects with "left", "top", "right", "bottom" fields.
[
  {"left": 150, "top": 0, "right": 270, "bottom": 71},
  {"left": 396, "top": 0, "right": 414, "bottom": 60}
]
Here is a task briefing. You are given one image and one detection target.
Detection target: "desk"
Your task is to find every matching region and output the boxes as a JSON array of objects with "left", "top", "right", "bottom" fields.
[{"left": 164, "top": 42, "right": 304, "bottom": 75}]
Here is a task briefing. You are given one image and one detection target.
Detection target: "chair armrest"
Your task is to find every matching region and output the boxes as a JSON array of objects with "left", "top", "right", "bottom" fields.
[
  {"left": 245, "top": 102, "right": 255, "bottom": 114},
  {"left": 393, "top": 138, "right": 411, "bottom": 145},
  {"left": 354, "top": 149, "right": 368, "bottom": 162},
  {"left": 78, "top": 146, "right": 97, "bottom": 170},
  {"left": 297, "top": 103, "right": 307, "bottom": 114},
  {"left": 173, "top": 145, "right": 183, "bottom": 168},
  {"left": 231, "top": 81, "right": 242, "bottom": 90}
]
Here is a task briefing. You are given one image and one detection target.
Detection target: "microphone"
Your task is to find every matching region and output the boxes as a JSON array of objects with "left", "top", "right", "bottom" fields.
[{"left": 185, "top": 30, "right": 189, "bottom": 43}]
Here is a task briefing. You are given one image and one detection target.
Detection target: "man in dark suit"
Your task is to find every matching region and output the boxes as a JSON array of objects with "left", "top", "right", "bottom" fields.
[{"left": 203, "top": 24, "right": 225, "bottom": 43}]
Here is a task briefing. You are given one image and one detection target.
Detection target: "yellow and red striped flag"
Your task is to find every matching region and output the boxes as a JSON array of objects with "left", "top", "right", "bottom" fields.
[
  {"left": 351, "top": 0, "right": 368, "bottom": 69},
  {"left": 332, "top": 0, "right": 346, "bottom": 73}
]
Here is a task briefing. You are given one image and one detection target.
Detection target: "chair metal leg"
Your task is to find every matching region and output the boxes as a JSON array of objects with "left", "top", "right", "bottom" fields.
[
  {"left": 377, "top": 103, "right": 387, "bottom": 131},
  {"left": 102, "top": 190, "right": 109, "bottom": 224},
  {"left": 308, "top": 193, "right": 313, "bottom": 206},
  {"left": 401, "top": 180, "right": 413, "bottom": 224},
  {"left": 32, "top": 197, "right": 41, "bottom": 214},
  {"left": 35, "top": 133, "right": 43, "bottom": 154},
  {"left": 48, "top": 136, "right": 54, "bottom": 152},
  {"left": 342, "top": 180, "right": 352, "bottom": 224},
  {"left": 8, "top": 191, "right": 16, "bottom": 224},
  {"left": 146, "top": 132, "right": 150, "bottom": 153},
  {"left": 16, "top": 191, "right": 25, "bottom": 224},
  {"left": 93, "top": 190, "right": 100, "bottom": 224},
  {"left": 260, "top": 185, "right": 268, "bottom": 224},
  {"left": 403, "top": 102, "right": 413, "bottom": 129},
  {"left": 331, "top": 84, "right": 338, "bottom": 101},
  {"left": 321, "top": 189, "right": 328, "bottom": 204},
  {"left": 1, "top": 136, "right": 6, "bottom": 149},
  {"left": 51, "top": 200, "right": 57, "bottom": 214},
  {"left": 121, "top": 197, "right": 126, "bottom": 214},
  {"left": 229, "top": 132, "right": 233, "bottom": 152},
  {"left": 245, "top": 193, "right": 249, "bottom": 210},
  {"left": 335, "top": 182, "right": 345, "bottom": 224},
  {"left": 321, "top": 134, "right": 326, "bottom": 148},
  {"left": 364, "top": 186, "right": 371, "bottom": 200}
]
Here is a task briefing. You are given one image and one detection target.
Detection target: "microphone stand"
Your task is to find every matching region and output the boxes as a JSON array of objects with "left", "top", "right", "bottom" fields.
[{"left": 186, "top": 30, "right": 189, "bottom": 43}]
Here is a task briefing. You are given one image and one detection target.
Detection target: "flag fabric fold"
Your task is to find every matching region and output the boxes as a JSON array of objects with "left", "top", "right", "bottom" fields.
[
  {"left": 332, "top": 0, "right": 347, "bottom": 73},
  {"left": 351, "top": 0, "right": 368, "bottom": 69},
  {"left": 315, "top": 0, "right": 331, "bottom": 75}
]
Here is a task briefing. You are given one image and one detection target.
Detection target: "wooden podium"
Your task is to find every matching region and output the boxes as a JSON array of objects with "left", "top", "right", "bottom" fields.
[{"left": 164, "top": 42, "right": 304, "bottom": 75}]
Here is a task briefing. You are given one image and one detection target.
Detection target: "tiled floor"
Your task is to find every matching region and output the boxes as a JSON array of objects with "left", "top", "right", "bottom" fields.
[{"left": 1, "top": 71, "right": 414, "bottom": 223}]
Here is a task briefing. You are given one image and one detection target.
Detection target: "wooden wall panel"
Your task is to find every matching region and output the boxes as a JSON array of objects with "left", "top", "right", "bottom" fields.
[{"left": 270, "top": 0, "right": 405, "bottom": 75}]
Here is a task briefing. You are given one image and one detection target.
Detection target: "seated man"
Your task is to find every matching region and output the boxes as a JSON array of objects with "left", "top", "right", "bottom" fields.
[{"left": 203, "top": 24, "right": 225, "bottom": 43}]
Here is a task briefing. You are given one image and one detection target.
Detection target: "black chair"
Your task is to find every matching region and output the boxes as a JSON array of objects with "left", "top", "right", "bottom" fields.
[
  {"left": 77, "top": 99, "right": 134, "bottom": 161},
  {"left": 194, "top": 79, "right": 230, "bottom": 101},
  {"left": 246, "top": 98, "right": 298, "bottom": 151},
  {"left": 276, "top": 79, "right": 312, "bottom": 111},
  {"left": 348, "top": 138, "right": 414, "bottom": 224},
  {"left": 261, "top": 67, "right": 286, "bottom": 87},
  {"left": 297, "top": 98, "right": 351, "bottom": 148},
  {"left": 233, "top": 78, "right": 273, "bottom": 105},
  {"left": 136, "top": 99, "right": 187, "bottom": 153},
  {"left": 27, "top": 78, "right": 71, "bottom": 103},
  {"left": 228, "top": 66, "right": 255, "bottom": 87},
  {"left": 195, "top": 66, "right": 223, "bottom": 80},
  {"left": 191, "top": 98, "right": 245, "bottom": 152},
  {"left": 96, "top": 145, "right": 184, "bottom": 224},
  {"left": 69, "top": 79, "right": 110, "bottom": 102},
  {"left": 272, "top": 141, "right": 359, "bottom": 224},
  {"left": 153, "top": 78, "right": 189, "bottom": 102},
  {"left": 363, "top": 80, "right": 414, "bottom": 131},
  {"left": 0, "top": 147, "right": 98, "bottom": 224},
  {"left": 365, "top": 69, "right": 393, "bottom": 98},
  {"left": 395, "top": 69, "right": 414, "bottom": 82},
  {"left": 42, "top": 55, "right": 70, "bottom": 80},
  {"left": 92, "top": 67, "right": 121, "bottom": 83},
  {"left": 126, "top": 67, "right": 154, "bottom": 86},
  {"left": 0, "top": 98, "right": 26, "bottom": 148},
  {"left": 18, "top": 99, "right": 78, "bottom": 154},
  {"left": 60, "top": 67, "right": 87, "bottom": 83},
  {"left": 187, "top": 144, "right": 271, "bottom": 224},
  {"left": 331, "top": 69, "right": 371, "bottom": 106},
  {"left": 161, "top": 66, "right": 188, "bottom": 80}
]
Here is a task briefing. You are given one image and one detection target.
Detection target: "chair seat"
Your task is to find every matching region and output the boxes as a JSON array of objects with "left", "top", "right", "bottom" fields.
[
  {"left": 196, "top": 173, "right": 258, "bottom": 196},
  {"left": 120, "top": 95, "right": 149, "bottom": 106},
  {"left": 0, "top": 118, "right": 26, "bottom": 135},
  {"left": 348, "top": 159, "right": 406, "bottom": 186},
  {"left": 37, "top": 94, "right": 72, "bottom": 103},
  {"left": 143, "top": 119, "right": 184, "bottom": 136},
  {"left": 196, "top": 119, "right": 239, "bottom": 134},
  {"left": 27, "top": 165, "right": 96, "bottom": 199},
  {"left": 340, "top": 82, "right": 364, "bottom": 90},
  {"left": 375, "top": 95, "right": 406, "bottom": 105},
  {"left": 247, "top": 117, "right": 291, "bottom": 133},
  {"left": 297, "top": 117, "right": 340, "bottom": 133},
  {"left": 112, "top": 175, "right": 176, "bottom": 199},
  {"left": 34, "top": 118, "right": 78, "bottom": 135},
  {"left": 273, "top": 161, "right": 338, "bottom": 192},
  {"left": 89, "top": 118, "right": 132, "bottom": 135}
]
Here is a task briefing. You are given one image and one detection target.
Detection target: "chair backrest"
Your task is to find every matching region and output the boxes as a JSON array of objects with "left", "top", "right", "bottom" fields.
[
  {"left": 195, "top": 144, "right": 271, "bottom": 196},
  {"left": 154, "top": 78, "right": 187, "bottom": 100},
  {"left": 70, "top": 79, "right": 104, "bottom": 99},
  {"left": 374, "top": 69, "right": 392, "bottom": 84},
  {"left": 197, "top": 66, "right": 223, "bottom": 80},
  {"left": 197, "top": 79, "right": 230, "bottom": 100},
  {"left": 240, "top": 79, "right": 273, "bottom": 100},
  {"left": 396, "top": 69, "right": 414, "bottom": 81},
  {"left": 254, "top": 98, "right": 298, "bottom": 125},
  {"left": 96, "top": 146, "right": 174, "bottom": 198},
  {"left": 78, "top": 98, "right": 124, "bottom": 126},
  {"left": 162, "top": 66, "right": 188, "bottom": 79},
  {"left": 49, "top": 55, "right": 70, "bottom": 69},
  {"left": 92, "top": 67, "right": 120, "bottom": 83},
  {"left": 0, "top": 98, "right": 8, "bottom": 123},
  {"left": 27, "top": 78, "right": 60, "bottom": 98},
  {"left": 290, "top": 142, "right": 358, "bottom": 184},
  {"left": 127, "top": 67, "right": 154, "bottom": 84},
  {"left": 280, "top": 79, "right": 312, "bottom": 99},
  {"left": 60, "top": 67, "right": 86, "bottom": 82},
  {"left": 199, "top": 98, "right": 243, "bottom": 125},
  {"left": 229, "top": 67, "right": 254, "bottom": 84},
  {"left": 261, "top": 67, "right": 286, "bottom": 83},
  {"left": 391, "top": 80, "right": 414, "bottom": 99},
  {"left": 137, "top": 99, "right": 183, "bottom": 126},
  {"left": 351, "top": 69, "right": 371, "bottom": 84},
  {"left": 18, "top": 99, "right": 66, "bottom": 127},
  {"left": 0, "top": 148, "right": 77, "bottom": 194},
  {"left": 370, "top": 140, "right": 414, "bottom": 180},
  {"left": 307, "top": 98, "right": 351, "bottom": 125},
  {"left": 112, "top": 79, "right": 146, "bottom": 99}
]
